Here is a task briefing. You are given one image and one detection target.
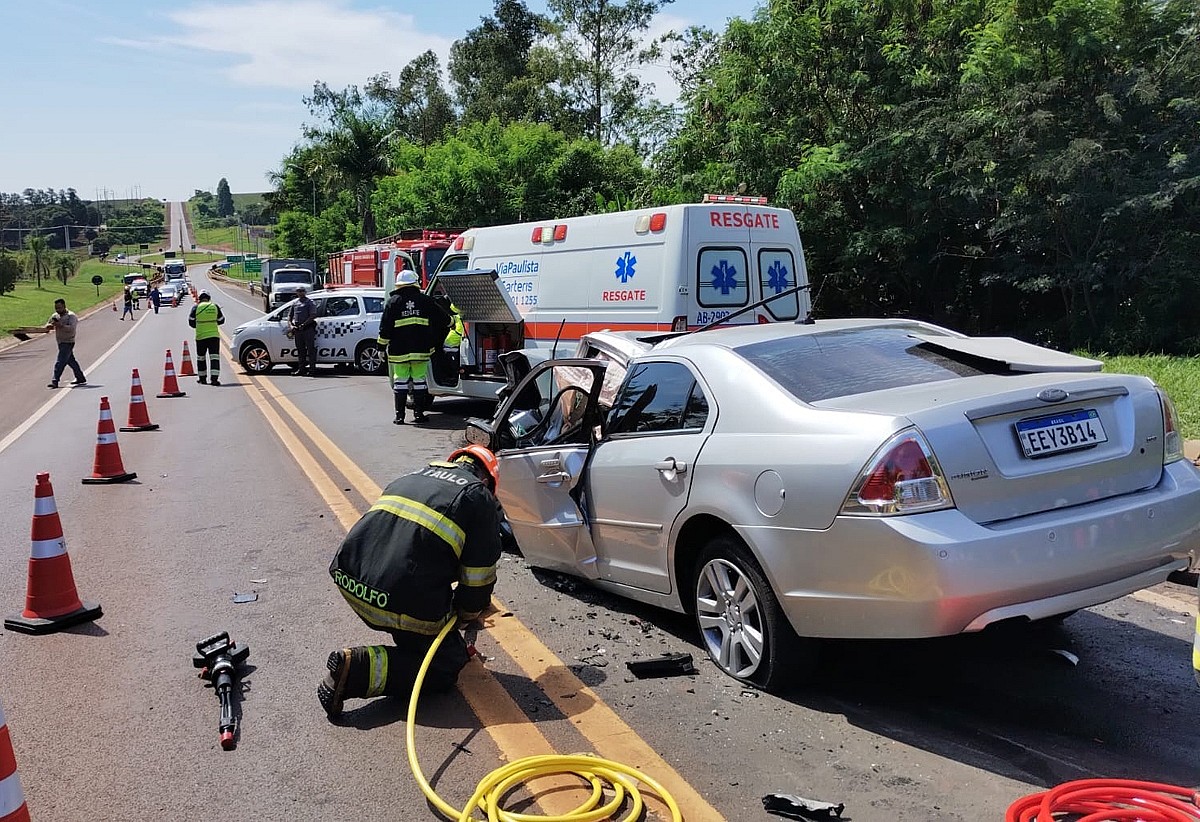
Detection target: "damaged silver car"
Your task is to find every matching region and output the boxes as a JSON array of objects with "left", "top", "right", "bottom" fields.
[{"left": 467, "top": 320, "right": 1200, "bottom": 688}]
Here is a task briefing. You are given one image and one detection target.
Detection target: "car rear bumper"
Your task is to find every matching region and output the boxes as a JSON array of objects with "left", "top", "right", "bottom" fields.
[{"left": 746, "top": 460, "right": 1200, "bottom": 638}]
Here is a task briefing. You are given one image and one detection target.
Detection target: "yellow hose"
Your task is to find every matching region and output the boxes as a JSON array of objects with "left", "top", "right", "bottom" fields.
[{"left": 407, "top": 620, "right": 684, "bottom": 822}]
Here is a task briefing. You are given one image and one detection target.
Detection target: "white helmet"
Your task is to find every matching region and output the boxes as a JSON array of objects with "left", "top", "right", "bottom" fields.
[{"left": 394, "top": 269, "right": 419, "bottom": 287}]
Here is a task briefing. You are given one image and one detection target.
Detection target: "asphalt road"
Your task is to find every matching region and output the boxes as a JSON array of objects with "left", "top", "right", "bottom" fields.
[{"left": 0, "top": 263, "right": 1196, "bottom": 821}]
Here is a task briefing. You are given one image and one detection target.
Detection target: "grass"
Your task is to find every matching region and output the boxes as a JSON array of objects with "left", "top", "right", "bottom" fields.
[
  {"left": 1088, "top": 353, "right": 1200, "bottom": 440},
  {"left": 192, "top": 224, "right": 239, "bottom": 250},
  {"left": 1, "top": 261, "right": 128, "bottom": 331}
]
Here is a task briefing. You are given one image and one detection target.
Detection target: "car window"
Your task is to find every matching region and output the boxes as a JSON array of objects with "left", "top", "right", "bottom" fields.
[
  {"left": 607, "top": 362, "right": 705, "bottom": 435},
  {"left": 274, "top": 271, "right": 312, "bottom": 284},
  {"left": 697, "top": 247, "right": 749, "bottom": 308},
  {"left": 439, "top": 255, "right": 470, "bottom": 273},
  {"left": 363, "top": 296, "right": 384, "bottom": 314},
  {"left": 502, "top": 364, "right": 597, "bottom": 449},
  {"left": 734, "top": 326, "right": 994, "bottom": 403},
  {"left": 323, "top": 296, "right": 359, "bottom": 317},
  {"left": 758, "top": 249, "right": 799, "bottom": 320}
]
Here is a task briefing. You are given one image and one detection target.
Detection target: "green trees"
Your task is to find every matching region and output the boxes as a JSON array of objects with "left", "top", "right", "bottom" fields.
[
  {"left": 664, "top": 0, "right": 1200, "bottom": 353},
  {"left": 25, "top": 234, "right": 49, "bottom": 288},
  {"left": 0, "top": 253, "right": 18, "bottom": 295},
  {"left": 53, "top": 253, "right": 76, "bottom": 286},
  {"left": 216, "top": 178, "right": 234, "bottom": 217},
  {"left": 449, "top": 1, "right": 552, "bottom": 124}
]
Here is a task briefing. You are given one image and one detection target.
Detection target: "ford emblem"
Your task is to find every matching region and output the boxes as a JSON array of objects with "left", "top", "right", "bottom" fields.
[{"left": 1037, "top": 388, "right": 1068, "bottom": 403}]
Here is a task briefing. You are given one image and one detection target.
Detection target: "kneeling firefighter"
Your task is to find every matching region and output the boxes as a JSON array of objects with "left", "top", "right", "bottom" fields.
[{"left": 319, "top": 445, "right": 506, "bottom": 718}]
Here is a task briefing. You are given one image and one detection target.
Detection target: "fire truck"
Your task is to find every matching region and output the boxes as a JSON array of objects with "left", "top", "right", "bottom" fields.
[{"left": 327, "top": 229, "right": 462, "bottom": 290}]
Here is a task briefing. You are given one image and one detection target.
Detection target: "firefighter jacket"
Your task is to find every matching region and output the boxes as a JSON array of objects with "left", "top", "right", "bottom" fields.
[
  {"left": 377, "top": 286, "right": 449, "bottom": 364},
  {"left": 188, "top": 301, "right": 225, "bottom": 341},
  {"left": 329, "top": 460, "right": 502, "bottom": 637}
]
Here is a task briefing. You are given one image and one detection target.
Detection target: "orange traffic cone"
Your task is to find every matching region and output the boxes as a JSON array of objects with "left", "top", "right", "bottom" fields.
[
  {"left": 5, "top": 473, "right": 103, "bottom": 633},
  {"left": 81, "top": 397, "right": 137, "bottom": 484},
  {"left": 157, "top": 349, "right": 186, "bottom": 398},
  {"left": 0, "top": 699, "right": 31, "bottom": 820},
  {"left": 120, "top": 368, "right": 159, "bottom": 432},
  {"left": 179, "top": 341, "right": 197, "bottom": 377}
]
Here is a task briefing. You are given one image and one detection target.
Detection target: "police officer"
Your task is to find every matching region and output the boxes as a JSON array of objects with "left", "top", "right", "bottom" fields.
[
  {"left": 378, "top": 266, "right": 448, "bottom": 424},
  {"left": 288, "top": 287, "right": 320, "bottom": 376},
  {"left": 318, "top": 445, "right": 505, "bottom": 718},
  {"left": 188, "top": 291, "right": 225, "bottom": 385}
]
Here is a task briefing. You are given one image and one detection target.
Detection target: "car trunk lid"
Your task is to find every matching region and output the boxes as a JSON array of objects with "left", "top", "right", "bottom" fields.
[{"left": 816, "top": 372, "right": 1165, "bottom": 524}]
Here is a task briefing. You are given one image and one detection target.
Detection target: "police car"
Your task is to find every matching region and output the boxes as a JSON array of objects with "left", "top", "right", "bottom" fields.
[{"left": 231, "top": 287, "right": 387, "bottom": 375}]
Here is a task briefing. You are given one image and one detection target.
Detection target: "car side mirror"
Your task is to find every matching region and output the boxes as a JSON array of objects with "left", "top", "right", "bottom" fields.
[{"left": 465, "top": 419, "right": 495, "bottom": 448}]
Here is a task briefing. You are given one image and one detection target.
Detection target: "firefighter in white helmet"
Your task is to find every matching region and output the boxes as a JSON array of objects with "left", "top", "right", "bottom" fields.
[{"left": 377, "top": 263, "right": 448, "bottom": 425}]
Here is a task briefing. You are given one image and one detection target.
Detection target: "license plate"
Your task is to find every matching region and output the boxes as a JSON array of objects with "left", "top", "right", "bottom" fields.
[{"left": 1015, "top": 408, "right": 1108, "bottom": 458}]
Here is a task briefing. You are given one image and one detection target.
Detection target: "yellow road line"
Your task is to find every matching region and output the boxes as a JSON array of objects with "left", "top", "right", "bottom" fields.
[
  {"left": 1130, "top": 587, "right": 1196, "bottom": 616},
  {"left": 235, "top": 352, "right": 723, "bottom": 820}
]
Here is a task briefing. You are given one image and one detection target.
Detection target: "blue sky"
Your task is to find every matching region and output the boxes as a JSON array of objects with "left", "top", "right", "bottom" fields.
[{"left": 1, "top": 0, "right": 761, "bottom": 202}]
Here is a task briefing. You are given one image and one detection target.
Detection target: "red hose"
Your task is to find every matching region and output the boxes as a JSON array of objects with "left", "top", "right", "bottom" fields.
[{"left": 1007, "top": 779, "right": 1200, "bottom": 821}]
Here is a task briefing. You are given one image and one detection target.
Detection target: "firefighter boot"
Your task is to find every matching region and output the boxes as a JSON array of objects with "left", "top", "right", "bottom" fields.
[
  {"left": 317, "top": 646, "right": 375, "bottom": 719},
  {"left": 393, "top": 390, "right": 407, "bottom": 425},
  {"left": 412, "top": 389, "right": 430, "bottom": 424}
]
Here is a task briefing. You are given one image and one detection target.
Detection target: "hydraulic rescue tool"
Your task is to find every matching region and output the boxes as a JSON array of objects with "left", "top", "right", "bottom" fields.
[{"left": 192, "top": 631, "right": 250, "bottom": 750}]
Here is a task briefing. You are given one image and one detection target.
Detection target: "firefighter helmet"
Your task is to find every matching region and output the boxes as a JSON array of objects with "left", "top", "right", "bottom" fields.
[
  {"left": 394, "top": 268, "right": 419, "bottom": 287},
  {"left": 198, "top": 290, "right": 211, "bottom": 300},
  {"left": 448, "top": 445, "right": 499, "bottom": 491}
]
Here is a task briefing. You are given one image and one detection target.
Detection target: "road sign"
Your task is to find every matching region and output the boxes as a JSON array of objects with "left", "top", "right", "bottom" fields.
[
  {"left": 139, "top": 243, "right": 149, "bottom": 250},
  {"left": 245, "top": 259, "right": 262, "bottom": 273},
  {"left": 91, "top": 275, "right": 103, "bottom": 285}
]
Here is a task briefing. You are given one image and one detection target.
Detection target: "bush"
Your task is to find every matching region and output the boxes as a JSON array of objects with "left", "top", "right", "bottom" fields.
[{"left": 0, "top": 253, "right": 18, "bottom": 294}]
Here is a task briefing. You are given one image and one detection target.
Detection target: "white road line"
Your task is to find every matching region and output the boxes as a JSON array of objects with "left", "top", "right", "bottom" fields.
[{"left": 0, "top": 311, "right": 151, "bottom": 458}]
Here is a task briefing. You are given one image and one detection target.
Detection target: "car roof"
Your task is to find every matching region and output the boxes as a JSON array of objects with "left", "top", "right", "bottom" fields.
[{"left": 308, "top": 287, "right": 386, "bottom": 297}]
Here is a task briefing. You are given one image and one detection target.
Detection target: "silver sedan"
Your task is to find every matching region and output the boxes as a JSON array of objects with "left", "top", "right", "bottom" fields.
[{"left": 469, "top": 319, "right": 1200, "bottom": 688}]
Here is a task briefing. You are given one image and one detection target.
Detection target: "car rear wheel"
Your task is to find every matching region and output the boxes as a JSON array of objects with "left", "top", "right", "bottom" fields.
[
  {"left": 239, "top": 342, "right": 273, "bottom": 374},
  {"left": 356, "top": 342, "right": 386, "bottom": 375},
  {"left": 693, "top": 535, "right": 816, "bottom": 689}
]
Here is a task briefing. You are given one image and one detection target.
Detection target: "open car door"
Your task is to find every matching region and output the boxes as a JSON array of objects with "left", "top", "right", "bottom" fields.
[{"left": 466, "top": 358, "right": 608, "bottom": 579}]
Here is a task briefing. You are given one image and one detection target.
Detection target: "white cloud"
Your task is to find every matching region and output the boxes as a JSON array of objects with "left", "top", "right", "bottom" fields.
[
  {"left": 141, "top": 1, "right": 454, "bottom": 91},
  {"left": 635, "top": 11, "right": 692, "bottom": 104}
]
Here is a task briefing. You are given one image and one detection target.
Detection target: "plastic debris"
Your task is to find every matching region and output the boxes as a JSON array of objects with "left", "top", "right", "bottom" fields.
[
  {"left": 763, "top": 793, "right": 845, "bottom": 820},
  {"left": 1049, "top": 648, "right": 1080, "bottom": 666},
  {"left": 625, "top": 653, "right": 697, "bottom": 679},
  {"left": 232, "top": 592, "right": 259, "bottom": 604}
]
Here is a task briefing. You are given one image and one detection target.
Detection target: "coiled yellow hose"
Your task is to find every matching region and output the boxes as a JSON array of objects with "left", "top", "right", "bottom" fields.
[{"left": 407, "top": 620, "right": 684, "bottom": 822}]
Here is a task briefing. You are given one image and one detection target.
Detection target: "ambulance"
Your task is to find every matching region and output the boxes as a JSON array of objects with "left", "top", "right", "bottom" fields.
[{"left": 425, "top": 195, "right": 811, "bottom": 400}]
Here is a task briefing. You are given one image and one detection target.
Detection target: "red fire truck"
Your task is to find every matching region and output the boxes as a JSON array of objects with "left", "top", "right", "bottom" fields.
[{"left": 327, "top": 229, "right": 462, "bottom": 290}]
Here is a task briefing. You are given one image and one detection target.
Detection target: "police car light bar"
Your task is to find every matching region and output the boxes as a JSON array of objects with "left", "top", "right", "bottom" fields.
[{"left": 702, "top": 194, "right": 769, "bottom": 205}]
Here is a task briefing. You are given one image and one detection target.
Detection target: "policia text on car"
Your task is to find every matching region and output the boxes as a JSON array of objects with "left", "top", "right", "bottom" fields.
[{"left": 318, "top": 445, "right": 506, "bottom": 717}]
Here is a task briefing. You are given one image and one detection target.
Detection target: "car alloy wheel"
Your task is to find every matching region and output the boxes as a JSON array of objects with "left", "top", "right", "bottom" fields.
[
  {"left": 693, "top": 535, "right": 815, "bottom": 689},
  {"left": 356, "top": 342, "right": 386, "bottom": 375},
  {"left": 239, "top": 343, "right": 273, "bottom": 373}
]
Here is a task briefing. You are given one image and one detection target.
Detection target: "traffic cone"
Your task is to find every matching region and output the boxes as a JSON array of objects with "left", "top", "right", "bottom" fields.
[
  {"left": 81, "top": 397, "right": 137, "bottom": 484},
  {"left": 0, "top": 699, "right": 31, "bottom": 821},
  {"left": 157, "top": 349, "right": 186, "bottom": 398},
  {"left": 179, "top": 341, "right": 197, "bottom": 377},
  {"left": 6, "top": 473, "right": 103, "bottom": 634},
  {"left": 120, "top": 368, "right": 159, "bottom": 432}
]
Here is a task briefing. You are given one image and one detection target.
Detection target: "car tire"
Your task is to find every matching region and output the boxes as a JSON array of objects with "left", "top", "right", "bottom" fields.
[
  {"left": 239, "top": 342, "right": 274, "bottom": 374},
  {"left": 693, "top": 535, "right": 816, "bottom": 689},
  {"left": 356, "top": 342, "right": 386, "bottom": 376}
]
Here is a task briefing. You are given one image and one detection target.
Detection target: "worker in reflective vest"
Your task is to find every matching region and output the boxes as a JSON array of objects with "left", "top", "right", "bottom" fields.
[
  {"left": 319, "top": 445, "right": 507, "bottom": 719},
  {"left": 188, "top": 291, "right": 225, "bottom": 385},
  {"left": 378, "top": 267, "right": 448, "bottom": 425}
]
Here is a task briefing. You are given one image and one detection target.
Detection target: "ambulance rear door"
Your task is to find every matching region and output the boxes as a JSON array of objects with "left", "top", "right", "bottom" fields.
[
  {"left": 685, "top": 206, "right": 754, "bottom": 327},
  {"left": 748, "top": 207, "right": 808, "bottom": 323},
  {"left": 428, "top": 269, "right": 524, "bottom": 398}
]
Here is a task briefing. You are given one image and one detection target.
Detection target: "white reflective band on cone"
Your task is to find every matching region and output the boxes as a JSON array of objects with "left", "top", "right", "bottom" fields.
[
  {"left": 99, "top": 410, "right": 112, "bottom": 420},
  {"left": 97, "top": 433, "right": 117, "bottom": 445},
  {"left": 31, "top": 537, "right": 66, "bottom": 559},
  {"left": 0, "top": 772, "right": 26, "bottom": 819},
  {"left": 33, "top": 497, "right": 57, "bottom": 516},
  {"left": 131, "top": 396, "right": 145, "bottom": 404}
]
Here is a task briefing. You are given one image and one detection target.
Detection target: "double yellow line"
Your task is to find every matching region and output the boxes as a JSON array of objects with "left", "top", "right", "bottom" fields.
[{"left": 223, "top": 338, "right": 723, "bottom": 821}]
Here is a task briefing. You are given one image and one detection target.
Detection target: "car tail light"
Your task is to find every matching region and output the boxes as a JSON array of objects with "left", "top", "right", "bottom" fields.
[
  {"left": 843, "top": 429, "right": 953, "bottom": 516},
  {"left": 1158, "top": 388, "right": 1184, "bottom": 464},
  {"left": 672, "top": 315, "right": 688, "bottom": 332},
  {"left": 649, "top": 212, "right": 667, "bottom": 231}
]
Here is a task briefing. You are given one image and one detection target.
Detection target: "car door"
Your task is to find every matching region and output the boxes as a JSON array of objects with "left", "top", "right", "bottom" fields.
[
  {"left": 479, "top": 359, "right": 608, "bottom": 579},
  {"left": 586, "top": 359, "right": 713, "bottom": 594},
  {"left": 315, "top": 294, "right": 362, "bottom": 363}
]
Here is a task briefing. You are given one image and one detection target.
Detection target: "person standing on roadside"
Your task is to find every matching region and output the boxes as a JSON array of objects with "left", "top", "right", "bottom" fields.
[
  {"left": 188, "top": 290, "right": 225, "bottom": 385},
  {"left": 121, "top": 286, "right": 135, "bottom": 320},
  {"left": 44, "top": 298, "right": 87, "bottom": 389},
  {"left": 288, "top": 287, "right": 320, "bottom": 376},
  {"left": 379, "top": 268, "right": 448, "bottom": 425},
  {"left": 149, "top": 284, "right": 161, "bottom": 314}
]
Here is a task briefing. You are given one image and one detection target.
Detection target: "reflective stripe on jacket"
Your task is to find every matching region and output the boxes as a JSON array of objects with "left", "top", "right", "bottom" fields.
[
  {"left": 329, "top": 461, "right": 502, "bottom": 636},
  {"left": 377, "top": 286, "right": 448, "bottom": 359}
]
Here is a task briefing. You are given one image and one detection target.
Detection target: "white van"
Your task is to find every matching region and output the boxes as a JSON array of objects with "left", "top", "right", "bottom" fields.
[{"left": 426, "top": 196, "right": 811, "bottom": 400}]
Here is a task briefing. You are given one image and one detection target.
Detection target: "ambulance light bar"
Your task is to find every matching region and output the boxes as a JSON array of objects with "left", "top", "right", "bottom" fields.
[{"left": 702, "top": 194, "right": 769, "bottom": 205}]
